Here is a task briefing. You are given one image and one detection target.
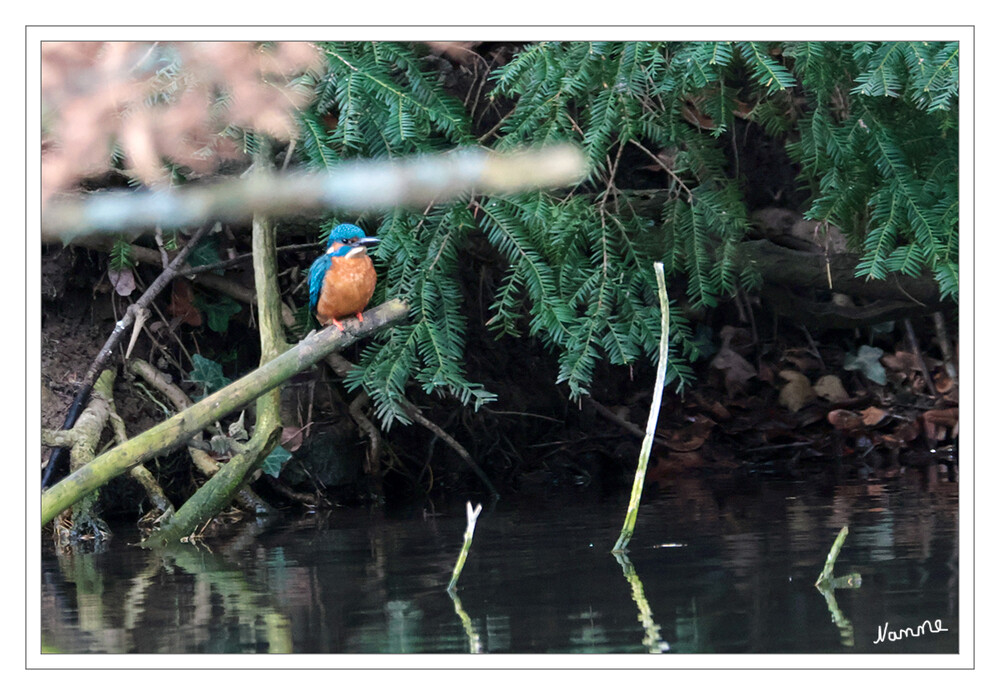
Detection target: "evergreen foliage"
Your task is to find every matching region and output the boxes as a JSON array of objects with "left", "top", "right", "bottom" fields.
[
  {"left": 291, "top": 41, "right": 959, "bottom": 425},
  {"left": 783, "top": 41, "right": 959, "bottom": 298}
]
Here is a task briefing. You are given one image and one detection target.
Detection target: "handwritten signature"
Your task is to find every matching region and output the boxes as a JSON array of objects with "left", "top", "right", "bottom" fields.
[{"left": 874, "top": 618, "right": 949, "bottom": 644}]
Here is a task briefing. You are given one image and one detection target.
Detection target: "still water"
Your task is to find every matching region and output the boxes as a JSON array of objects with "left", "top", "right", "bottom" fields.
[{"left": 40, "top": 470, "right": 958, "bottom": 654}]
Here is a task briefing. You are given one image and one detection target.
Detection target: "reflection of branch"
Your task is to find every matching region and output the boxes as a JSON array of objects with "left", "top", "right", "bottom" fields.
[
  {"left": 42, "top": 145, "right": 587, "bottom": 241},
  {"left": 163, "top": 545, "right": 294, "bottom": 653},
  {"left": 814, "top": 526, "right": 861, "bottom": 647},
  {"left": 613, "top": 553, "right": 668, "bottom": 653},
  {"left": 816, "top": 584, "right": 856, "bottom": 648},
  {"left": 447, "top": 588, "right": 483, "bottom": 653}
]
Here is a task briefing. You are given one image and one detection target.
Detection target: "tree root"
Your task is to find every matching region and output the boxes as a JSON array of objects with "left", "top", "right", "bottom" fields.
[{"left": 53, "top": 369, "right": 116, "bottom": 548}]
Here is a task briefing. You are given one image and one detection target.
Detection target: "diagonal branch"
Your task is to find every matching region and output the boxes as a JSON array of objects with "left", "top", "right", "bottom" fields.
[{"left": 41, "top": 298, "right": 409, "bottom": 526}]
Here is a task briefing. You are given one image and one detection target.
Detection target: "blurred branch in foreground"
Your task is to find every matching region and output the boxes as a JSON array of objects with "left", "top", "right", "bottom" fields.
[{"left": 41, "top": 145, "right": 587, "bottom": 242}]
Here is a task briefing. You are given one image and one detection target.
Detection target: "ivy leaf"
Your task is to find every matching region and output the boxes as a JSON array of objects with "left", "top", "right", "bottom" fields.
[
  {"left": 188, "top": 354, "right": 231, "bottom": 397},
  {"left": 197, "top": 294, "right": 243, "bottom": 333},
  {"left": 188, "top": 237, "right": 224, "bottom": 274},
  {"left": 844, "top": 345, "right": 887, "bottom": 385},
  {"left": 261, "top": 445, "right": 292, "bottom": 478}
]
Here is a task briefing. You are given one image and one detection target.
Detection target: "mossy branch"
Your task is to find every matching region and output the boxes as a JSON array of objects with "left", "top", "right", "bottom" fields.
[
  {"left": 129, "top": 357, "right": 273, "bottom": 516},
  {"left": 41, "top": 298, "right": 409, "bottom": 526},
  {"left": 143, "top": 165, "right": 290, "bottom": 545}
]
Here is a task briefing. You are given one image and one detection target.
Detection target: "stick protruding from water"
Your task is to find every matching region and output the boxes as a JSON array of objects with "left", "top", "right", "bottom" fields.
[
  {"left": 815, "top": 526, "right": 850, "bottom": 586},
  {"left": 613, "top": 262, "right": 670, "bottom": 554},
  {"left": 447, "top": 501, "right": 483, "bottom": 592}
]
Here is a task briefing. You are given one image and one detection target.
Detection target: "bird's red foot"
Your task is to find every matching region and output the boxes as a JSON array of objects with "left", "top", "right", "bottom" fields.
[
  {"left": 356, "top": 312, "right": 365, "bottom": 323},
  {"left": 331, "top": 318, "right": 345, "bottom": 331}
]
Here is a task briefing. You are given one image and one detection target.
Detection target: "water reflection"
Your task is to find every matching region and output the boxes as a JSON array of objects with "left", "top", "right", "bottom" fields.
[{"left": 40, "top": 472, "right": 958, "bottom": 654}]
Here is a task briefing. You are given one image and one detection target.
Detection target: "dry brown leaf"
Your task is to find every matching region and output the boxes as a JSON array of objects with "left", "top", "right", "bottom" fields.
[
  {"left": 923, "top": 408, "right": 959, "bottom": 440},
  {"left": 778, "top": 370, "right": 816, "bottom": 413},
  {"left": 881, "top": 350, "right": 920, "bottom": 374},
  {"left": 827, "top": 409, "right": 864, "bottom": 433},
  {"left": 107, "top": 268, "right": 136, "bottom": 297},
  {"left": 861, "top": 406, "right": 888, "bottom": 427},
  {"left": 934, "top": 372, "right": 954, "bottom": 393},
  {"left": 813, "top": 374, "right": 849, "bottom": 402},
  {"left": 659, "top": 415, "right": 715, "bottom": 452},
  {"left": 711, "top": 347, "right": 756, "bottom": 396},
  {"left": 690, "top": 392, "right": 732, "bottom": 421},
  {"left": 167, "top": 278, "right": 202, "bottom": 327}
]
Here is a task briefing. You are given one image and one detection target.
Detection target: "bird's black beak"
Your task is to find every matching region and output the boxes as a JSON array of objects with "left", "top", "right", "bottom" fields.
[{"left": 351, "top": 236, "right": 380, "bottom": 248}]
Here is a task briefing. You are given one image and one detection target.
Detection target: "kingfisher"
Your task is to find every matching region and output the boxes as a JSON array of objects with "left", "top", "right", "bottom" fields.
[{"left": 308, "top": 223, "right": 380, "bottom": 330}]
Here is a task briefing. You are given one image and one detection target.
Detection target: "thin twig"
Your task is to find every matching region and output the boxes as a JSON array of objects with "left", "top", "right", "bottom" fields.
[
  {"left": 588, "top": 397, "right": 672, "bottom": 448},
  {"left": 184, "top": 242, "right": 323, "bottom": 276},
  {"left": 402, "top": 402, "right": 499, "bottom": 500},
  {"left": 628, "top": 138, "right": 694, "bottom": 202}
]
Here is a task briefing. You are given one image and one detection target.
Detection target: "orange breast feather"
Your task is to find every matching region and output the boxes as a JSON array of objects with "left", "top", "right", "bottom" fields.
[{"left": 316, "top": 253, "right": 377, "bottom": 326}]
